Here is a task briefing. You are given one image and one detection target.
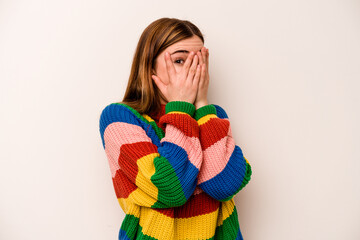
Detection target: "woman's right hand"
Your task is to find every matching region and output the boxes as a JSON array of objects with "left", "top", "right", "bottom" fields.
[{"left": 152, "top": 51, "right": 201, "bottom": 104}]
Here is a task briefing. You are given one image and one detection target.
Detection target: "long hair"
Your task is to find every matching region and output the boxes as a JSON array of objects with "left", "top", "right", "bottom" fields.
[{"left": 120, "top": 17, "right": 204, "bottom": 115}]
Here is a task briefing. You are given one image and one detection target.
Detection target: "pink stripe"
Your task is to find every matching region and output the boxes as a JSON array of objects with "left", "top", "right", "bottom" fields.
[
  {"left": 160, "top": 124, "right": 202, "bottom": 170},
  {"left": 104, "top": 122, "right": 152, "bottom": 178},
  {"left": 197, "top": 127, "right": 235, "bottom": 183}
]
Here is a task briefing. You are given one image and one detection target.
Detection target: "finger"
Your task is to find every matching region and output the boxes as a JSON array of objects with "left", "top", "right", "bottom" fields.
[
  {"left": 200, "top": 49, "right": 208, "bottom": 82},
  {"left": 206, "top": 48, "right": 209, "bottom": 78},
  {"left": 200, "top": 63, "right": 206, "bottom": 86},
  {"left": 164, "top": 52, "right": 176, "bottom": 81},
  {"left": 187, "top": 54, "right": 199, "bottom": 82},
  {"left": 152, "top": 74, "right": 166, "bottom": 93},
  {"left": 197, "top": 50, "right": 203, "bottom": 66},
  {"left": 193, "top": 64, "right": 201, "bottom": 87},
  {"left": 200, "top": 47, "right": 206, "bottom": 64},
  {"left": 183, "top": 51, "right": 195, "bottom": 77},
  {"left": 206, "top": 48, "right": 209, "bottom": 67}
]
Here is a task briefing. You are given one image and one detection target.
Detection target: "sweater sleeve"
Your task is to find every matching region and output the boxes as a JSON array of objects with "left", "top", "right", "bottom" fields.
[
  {"left": 193, "top": 104, "right": 252, "bottom": 202},
  {"left": 99, "top": 101, "right": 202, "bottom": 208}
]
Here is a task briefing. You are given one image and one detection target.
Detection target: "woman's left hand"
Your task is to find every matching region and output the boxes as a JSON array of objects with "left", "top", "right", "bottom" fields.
[{"left": 194, "top": 47, "right": 210, "bottom": 109}]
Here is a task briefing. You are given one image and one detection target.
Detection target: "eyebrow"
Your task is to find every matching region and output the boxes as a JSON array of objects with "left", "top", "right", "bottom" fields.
[{"left": 170, "top": 49, "right": 202, "bottom": 55}]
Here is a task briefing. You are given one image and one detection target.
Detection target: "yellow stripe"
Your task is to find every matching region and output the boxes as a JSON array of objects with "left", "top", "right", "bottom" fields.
[
  {"left": 197, "top": 114, "right": 217, "bottom": 126},
  {"left": 142, "top": 114, "right": 154, "bottom": 122},
  {"left": 216, "top": 199, "right": 236, "bottom": 226},
  {"left": 119, "top": 184, "right": 158, "bottom": 209},
  {"left": 142, "top": 112, "right": 190, "bottom": 121},
  {"left": 139, "top": 207, "right": 175, "bottom": 239},
  {"left": 175, "top": 209, "right": 219, "bottom": 239},
  {"left": 139, "top": 206, "right": 220, "bottom": 240},
  {"left": 168, "top": 111, "right": 190, "bottom": 117},
  {"left": 119, "top": 153, "right": 160, "bottom": 208},
  {"left": 134, "top": 153, "right": 159, "bottom": 205},
  {"left": 118, "top": 198, "right": 234, "bottom": 239},
  {"left": 117, "top": 198, "right": 141, "bottom": 217}
]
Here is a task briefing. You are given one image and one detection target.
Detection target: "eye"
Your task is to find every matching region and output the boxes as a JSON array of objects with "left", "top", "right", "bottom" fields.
[{"left": 174, "top": 59, "right": 185, "bottom": 64}]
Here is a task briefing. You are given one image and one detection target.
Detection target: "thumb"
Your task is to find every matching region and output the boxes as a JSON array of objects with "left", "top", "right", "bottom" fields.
[{"left": 152, "top": 74, "right": 166, "bottom": 93}]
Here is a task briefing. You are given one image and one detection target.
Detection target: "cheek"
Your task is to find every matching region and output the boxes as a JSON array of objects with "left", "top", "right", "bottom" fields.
[
  {"left": 154, "top": 57, "right": 182, "bottom": 82},
  {"left": 157, "top": 63, "right": 169, "bottom": 82},
  {"left": 173, "top": 65, "right": 183, "bottom": 73}
]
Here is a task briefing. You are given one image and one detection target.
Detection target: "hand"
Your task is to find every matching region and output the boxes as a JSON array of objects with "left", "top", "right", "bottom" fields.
[
  {"left": 194, "top": 47, "right": 210, "bottom": 109},
  {"left": 152, "top": 51, "right": 202, "bottom": 104}
]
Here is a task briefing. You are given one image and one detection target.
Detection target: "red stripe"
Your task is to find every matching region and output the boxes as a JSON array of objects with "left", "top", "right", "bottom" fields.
[
  {"left": 112, "top": 169, "right": 137, "bottom": 198},
  {"left": 118, "top": 141, "right": 158, "bottom": 182},
  {"left": 152, "top": 192, "right": 220, "bottom": 218},
  {"left": 112, "top": 141, "right": 159, "bottom": 199},
  {"left": 159, "top": 113, "right": 199, "bottom": 138},
  {"left": 174, "top": 192, "right": 220, "bottom": 217},
  {"left": 152, "top": 208, "right": 175, "bottom": 218},
  {"left": 199, "top": 118, "right": 229, "bottom": 150}
]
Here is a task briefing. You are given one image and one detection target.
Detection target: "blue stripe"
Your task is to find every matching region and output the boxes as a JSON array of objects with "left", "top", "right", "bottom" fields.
[
  {"left": 198, "top": 145, "right": 247, "bottom": 200},
  {"left": 99, "top": 103, "right": 161, "bottom": 149},
  {"left": 213, "top": 104, "right": 229, "bottom": 119},
  {"left": 235, "top": 228, "right": 244, "bottom": 240},
  {"left": 157, "top": 141, "right": 199, "bottom": 200},
  {"left": 118, "top": 229, "right": 132, "bottom": 240},
  {"left": 99, "top": 103, "right": 198, "bottom": 200}
]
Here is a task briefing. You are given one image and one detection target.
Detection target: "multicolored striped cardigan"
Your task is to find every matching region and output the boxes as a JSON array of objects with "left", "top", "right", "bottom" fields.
[{"left": 99, "top": 101, "right": 252, "bottom": 240}]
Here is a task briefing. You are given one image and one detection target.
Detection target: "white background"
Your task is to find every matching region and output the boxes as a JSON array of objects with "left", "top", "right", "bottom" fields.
[{"left": 1, "top": 0, "right": 359, "bottom": 239}]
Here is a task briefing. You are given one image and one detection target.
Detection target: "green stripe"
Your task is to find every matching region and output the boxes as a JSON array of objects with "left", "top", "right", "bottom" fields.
[
  {"left": 151, "top": 155, "right": 187, "bottom": 208},
  {"left": 194, "top": 104, "right": 217, "bottom": 121},
  {"left": 214, "top": 205, "right": 241, "bottom": 239},
  {"left": 165, "top": 101, "right": 195, "bottom": 116},
  {"left": 218, "top": 162, "right": 252, "bottom": 202},
  {"left": 137, "top": 225, "right": 159, "bottom": 240},
  {"left": 120, "top": 214, "right": 139, "bottom": 240},
  {"left": 113, "top": 103, "right": 187, "bottom": 208},
  {"left": 239, "top": 162, "right": 252, "bottom": 191},
  {"left": 122, "top": 208, "right": 241, "bottom": 240},
  {"left": 147, "top": 118, "right": 165, "bottom": 140}
]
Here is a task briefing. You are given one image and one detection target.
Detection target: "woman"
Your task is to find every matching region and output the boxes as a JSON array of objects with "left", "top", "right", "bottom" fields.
[{"left": 99, "top": 17, "right": 252, "bottom": 240}]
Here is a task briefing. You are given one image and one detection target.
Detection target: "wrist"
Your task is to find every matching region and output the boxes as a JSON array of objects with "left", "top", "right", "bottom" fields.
[{"left": 195, "top": 100, "right": 209, "bottom": 110}]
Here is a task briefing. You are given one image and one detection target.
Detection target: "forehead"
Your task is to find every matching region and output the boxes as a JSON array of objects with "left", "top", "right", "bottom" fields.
[{"left": 167, "top": 36, "right": 204, "bottom": 53}]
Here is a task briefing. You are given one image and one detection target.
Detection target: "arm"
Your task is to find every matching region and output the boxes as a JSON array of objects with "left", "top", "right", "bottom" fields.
[
  {"left": 99, "top": 101, "right": 202, "bottom": 208},
  {"left": 193, "top": 104, "right": 252, "bottom": 201}
]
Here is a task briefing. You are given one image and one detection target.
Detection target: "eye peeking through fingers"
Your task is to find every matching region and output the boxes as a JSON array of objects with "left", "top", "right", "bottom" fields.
[{"left": 174, "top": 59, "right": 185, "bottom": 64}]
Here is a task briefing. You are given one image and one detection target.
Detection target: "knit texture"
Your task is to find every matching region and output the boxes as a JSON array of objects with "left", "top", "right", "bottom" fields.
[{"left": 99, "top": 100, "right": 252, "bottom": 240}]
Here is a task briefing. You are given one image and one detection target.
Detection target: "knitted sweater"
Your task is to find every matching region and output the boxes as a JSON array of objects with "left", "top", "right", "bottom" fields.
[{"left": 99, "top": 101, "right": 252, "bottom": 240}]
